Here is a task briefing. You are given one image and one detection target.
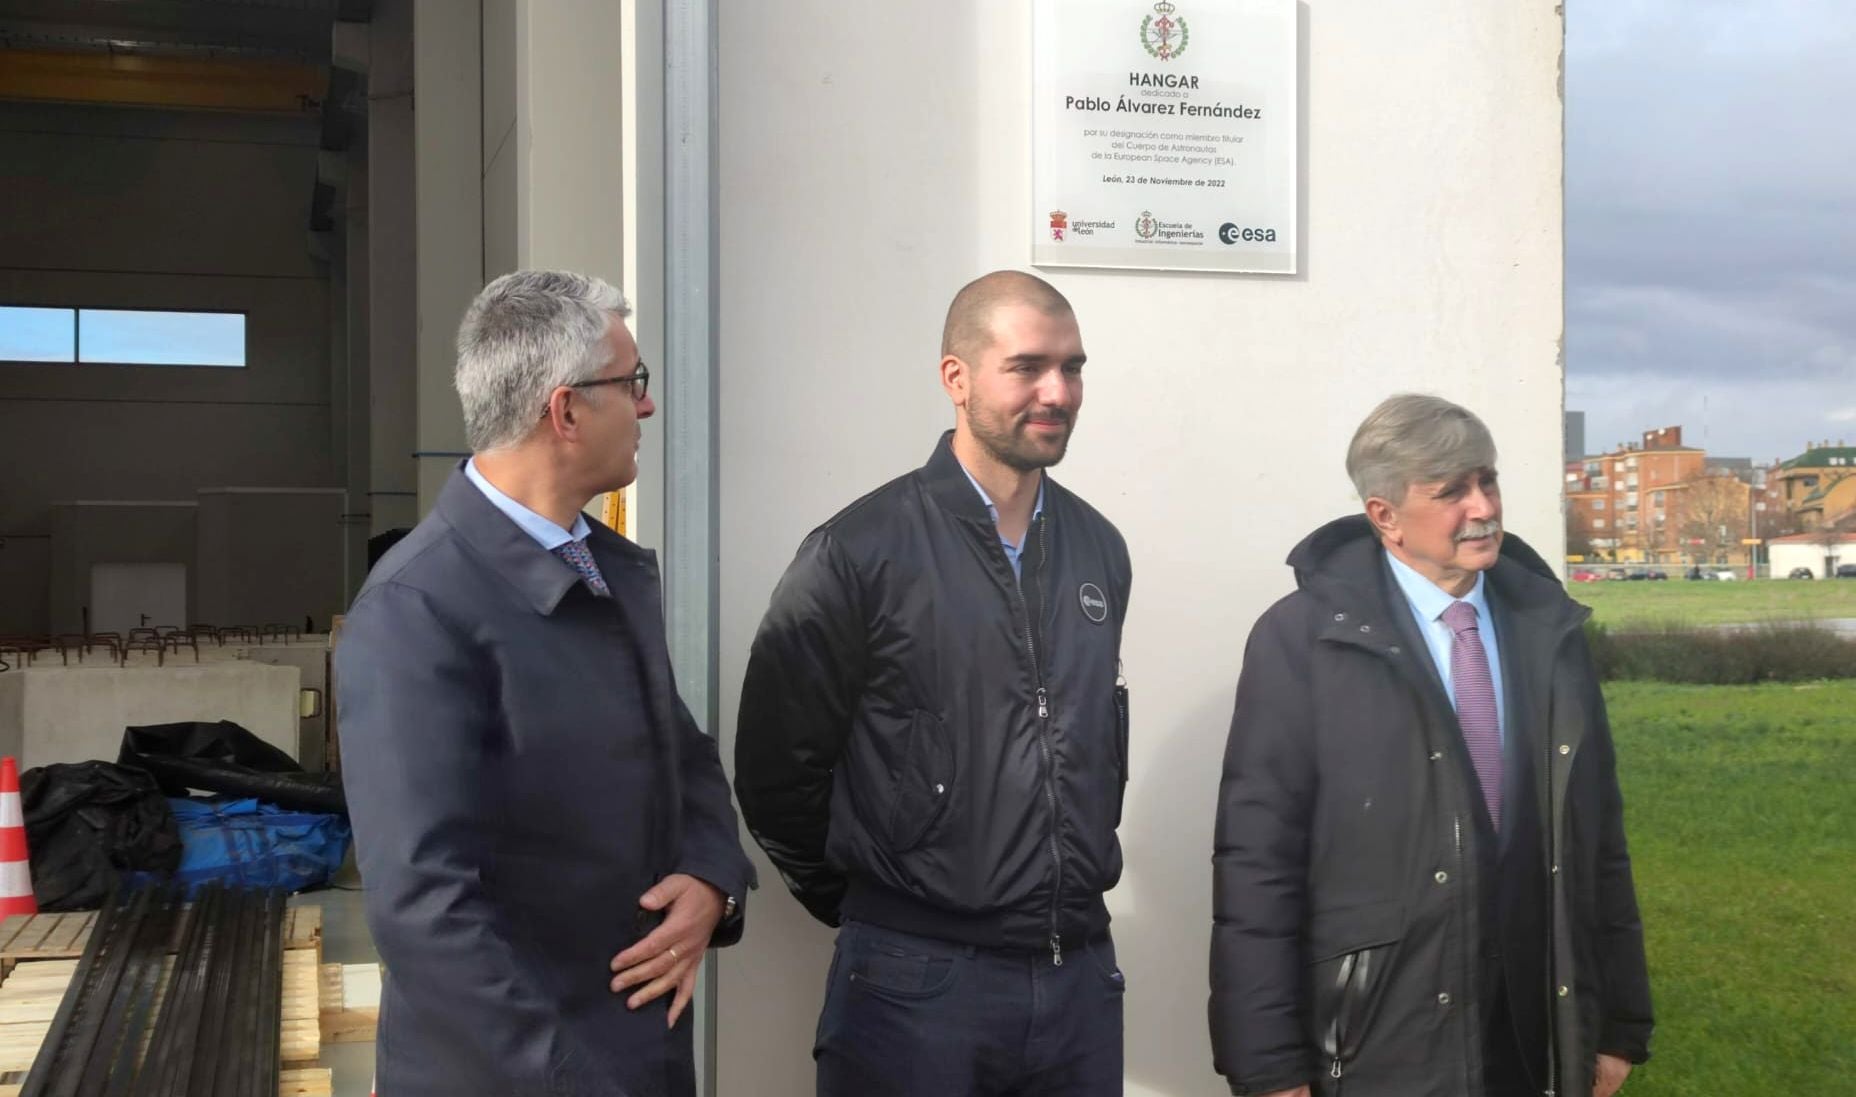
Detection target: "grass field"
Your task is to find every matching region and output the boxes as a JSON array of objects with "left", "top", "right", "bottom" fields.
[
  {"left": 1570, "top": 578, "right": 1856, "bottom": 628},
  {"left": 1606, "top": 680, "right": 1855, "bottom": 1095}
]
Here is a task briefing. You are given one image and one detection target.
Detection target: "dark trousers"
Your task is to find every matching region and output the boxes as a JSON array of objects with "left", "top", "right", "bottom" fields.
[
  {"left": 814, "top": 920, "right": 1125, "bottom": 1097},
  {"left": 1484, "top": 978, "right": 1544, "bottom": 1097}
]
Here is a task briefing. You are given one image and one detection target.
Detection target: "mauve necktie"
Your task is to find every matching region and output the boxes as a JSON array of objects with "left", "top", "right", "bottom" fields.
[
  {"left": 1442, "top": 599, "right": 1502, "bottom": 829},
  {"left": 553, "top": 538, "right": 610, "bottom": 597}
]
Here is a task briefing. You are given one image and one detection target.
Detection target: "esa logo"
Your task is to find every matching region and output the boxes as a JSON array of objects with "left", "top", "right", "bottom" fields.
[{"left": 1218, "top": 222, "right": 1278, "bottom": 244}]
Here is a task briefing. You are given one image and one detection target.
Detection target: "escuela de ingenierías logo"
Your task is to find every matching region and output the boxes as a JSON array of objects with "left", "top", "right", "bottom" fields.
[
  {"left": 1134, "top": 211, "right": 1205, "bottom": 244},
  {"left": 1140, "top": 0, "right": 1189, "bottom": 62}
]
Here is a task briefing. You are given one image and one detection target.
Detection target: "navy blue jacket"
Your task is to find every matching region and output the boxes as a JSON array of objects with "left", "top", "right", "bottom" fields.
[
  {"left": 337, "top": 468, "right": 754, "bottom": 1097},
  {"left": 737, "top": 434, "right": 1131, "bottom": 955}
]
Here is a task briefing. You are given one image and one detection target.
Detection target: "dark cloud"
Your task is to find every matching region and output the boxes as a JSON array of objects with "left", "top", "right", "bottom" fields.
[{"left": 1567, "top": 0, "right": 1856, "bottom": 460}]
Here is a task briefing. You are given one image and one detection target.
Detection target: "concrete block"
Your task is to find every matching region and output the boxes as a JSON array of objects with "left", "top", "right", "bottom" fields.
[{"left": 0, "top": 663, "right": 299, "bottom": 771}]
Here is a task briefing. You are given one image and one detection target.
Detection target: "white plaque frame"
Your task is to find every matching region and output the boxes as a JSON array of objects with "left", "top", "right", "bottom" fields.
[{"left": 1033, "top": 0, "right": 1299, "bottom": 274}]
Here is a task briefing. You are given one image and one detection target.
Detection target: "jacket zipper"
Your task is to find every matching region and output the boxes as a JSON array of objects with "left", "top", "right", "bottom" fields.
[
  {"left": 1014, "top": 513, "right": 1065, "bottom": 966},
  {"left": 1454, "top": 811, "right": 1475, "bottom": 1094},
  {"left": 1328, "top": 951, "right": 1355, "bottom": 1086},
  {"left": 1541, "top": 616, "right": 1584, "bottom": 1097}
]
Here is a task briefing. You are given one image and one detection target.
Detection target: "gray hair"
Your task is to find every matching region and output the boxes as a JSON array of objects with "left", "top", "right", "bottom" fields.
[
  {"left": 1346, "top": 393, "right": 1498, "bottom": 504},
  {"left": 455, "top": 270, "right": 632, "bottom": 452}
]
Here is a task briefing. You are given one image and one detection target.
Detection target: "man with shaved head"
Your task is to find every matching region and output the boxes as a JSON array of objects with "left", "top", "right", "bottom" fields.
[{"left": 737, "top": 270, "right": 1134, "bottom": 1095}]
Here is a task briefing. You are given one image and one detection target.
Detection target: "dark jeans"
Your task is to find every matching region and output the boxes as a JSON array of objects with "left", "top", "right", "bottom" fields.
[{"left": 814, "top": 920, "right": 1125, "bottom": 1097}]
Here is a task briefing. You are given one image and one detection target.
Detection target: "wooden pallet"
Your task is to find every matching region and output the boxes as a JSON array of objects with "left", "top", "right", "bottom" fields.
[
  {"left": 0, "top": 903, "right": 331, "bottom": 1085},
  {"left": 0, "top": 1067, "right": 331, "bottom": 1097},
  {"left": 0, "top": 905, "right": 322, "bottom": 974}
]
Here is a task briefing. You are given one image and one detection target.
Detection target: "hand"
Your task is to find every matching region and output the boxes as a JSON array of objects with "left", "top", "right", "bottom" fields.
[
  {"left": 1257, "top": 1088, "right": 1311, "bottom": 1097},
  {"left": 608, "top": 874, "right": 726, "bottom": 1027},
  {"left": 1594, "top": 1053, "right": 1632, "bottom": 1097}
]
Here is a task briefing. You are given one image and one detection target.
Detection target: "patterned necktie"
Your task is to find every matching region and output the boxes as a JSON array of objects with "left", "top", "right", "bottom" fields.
[
  {"left": 1441, "top": 600, "right": 1502, "bottom": 830},
  {"left": 553, "top": 539, "right": 610, "bottom": 597}
]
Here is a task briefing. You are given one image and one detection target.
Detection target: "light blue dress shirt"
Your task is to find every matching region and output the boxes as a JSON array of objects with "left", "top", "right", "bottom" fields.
[
  {"left": 1385, "top": 550, "right": 1506, "bottom": 743},
  {"left": 464, "top": 458, "right": 592, "bottom": 550},
  {"left": 958, "top": 462, "right": 1046, "bottom": 581}
]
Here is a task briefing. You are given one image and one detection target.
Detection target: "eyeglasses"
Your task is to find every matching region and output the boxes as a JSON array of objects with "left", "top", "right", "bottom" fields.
[
  {"left": 570, "top": 360, "right": 649, "bottom": 401},
  {"left": 542, "top": 361, "right": 651, "bottom": 418}
]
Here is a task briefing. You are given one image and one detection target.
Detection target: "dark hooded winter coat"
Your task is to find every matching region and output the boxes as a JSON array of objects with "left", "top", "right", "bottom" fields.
[{"left": 1210, "top": 516, "right": 1652, "bottom": 1096}]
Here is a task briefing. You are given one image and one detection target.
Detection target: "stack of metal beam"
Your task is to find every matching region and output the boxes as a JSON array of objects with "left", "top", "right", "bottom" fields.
[{"left": 19, "top": 880, "right": 285, "bottom": 1097}]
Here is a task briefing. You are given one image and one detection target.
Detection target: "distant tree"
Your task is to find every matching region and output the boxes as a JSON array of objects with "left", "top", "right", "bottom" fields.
[
  {"left": 1640, "top": 506, "right": 1668, "bottom": 563},
  {"left": 1681, "top": 476, "right": 1750, "bottom": 565}
]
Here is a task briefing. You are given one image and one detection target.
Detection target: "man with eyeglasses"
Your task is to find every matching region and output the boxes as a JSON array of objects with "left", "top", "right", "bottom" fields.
[{"left": 337, "top": 270, "right": 754, "bottom": 1097}]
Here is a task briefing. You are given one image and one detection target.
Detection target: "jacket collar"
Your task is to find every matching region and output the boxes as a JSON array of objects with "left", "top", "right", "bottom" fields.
[
  {"left": 1289, "top": 514, "right": 1588, "bottom": 652},
  {"left": 922, "top": 430, "right": 1001, "bottom": 526},
  {"left": 921, "top": 429, "right": 1065, "bottom": 529},
  {"left": 435, "top": 460, "right": 656, "bottom": 616}
]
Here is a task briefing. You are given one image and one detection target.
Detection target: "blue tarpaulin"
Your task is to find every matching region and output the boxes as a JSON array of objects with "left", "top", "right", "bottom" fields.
[{"left": 154, "top": 797, "right": 351, "bottom": 895}]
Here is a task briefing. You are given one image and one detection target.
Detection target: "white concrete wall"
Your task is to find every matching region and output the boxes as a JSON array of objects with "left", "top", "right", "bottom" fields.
[
  {"left": 1769, "top": 539, "right": 1850, "bottom": 579},
  {"left": 712, "top": 3, "right": 1565, "bottom": 1094}
]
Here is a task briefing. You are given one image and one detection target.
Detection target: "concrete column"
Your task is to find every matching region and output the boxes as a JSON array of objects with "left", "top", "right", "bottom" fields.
[
  {"left": 327, "top": 237, "right": 355, "bottom": 598},
  {"left": 367, "top": 0, "right": 419, "bottom": 534},
  {"left": 482, "top": 0, "right": 518, "bottom": 281},
  {"left": 343, "top": 152, "right": 373, "bottom": 599},
  {"left": 329, "top": 241, "right": 348, "bottom": 503},
  {"left": 414, "top": 0, "right": 483, "bottom": 513},
  {"left": 479, "top": 0, "right": 635, "bottom": 533},
  {"left": 513, "top": 0, "right": 627, "bottom": 280}
]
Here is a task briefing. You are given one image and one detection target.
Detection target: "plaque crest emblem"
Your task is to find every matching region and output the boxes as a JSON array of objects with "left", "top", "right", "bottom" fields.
[
  {"left": 1140, "top": 1, "right": 1190, "bottom": 62},
  {"left": 1049, "top": 210, "right": 1070, "bottom": 241},
  {"left": 1135, "top": 211, "right": 1158, "bottom": 239}
]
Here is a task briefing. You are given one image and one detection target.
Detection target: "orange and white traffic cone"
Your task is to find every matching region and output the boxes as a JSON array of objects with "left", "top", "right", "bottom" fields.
[{"left": 0, "top": 757, "right": 36, "bottom": 917}]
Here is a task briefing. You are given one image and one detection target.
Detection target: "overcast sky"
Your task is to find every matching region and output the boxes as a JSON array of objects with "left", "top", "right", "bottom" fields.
[{"left": 1566, "top": 0, "right": 1856, "bottom": 463}]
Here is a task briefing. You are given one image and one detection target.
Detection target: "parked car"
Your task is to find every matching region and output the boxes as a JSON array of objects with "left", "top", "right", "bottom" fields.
[
  {"left": 1838, "top": 564, "right": 1856, "bottom": 579},
  {"left": 1789, "top": 567, "right": 1815, "bottom": 580},
  {"left": 1713, "top": 570, "right": 1737, "bottom": 581},
  {"left": 1570, "top": 569, "right": 1602, "bottom": 582},
  {"left": 1645, "top": 569, "right": 1669, "bottom": 581}
]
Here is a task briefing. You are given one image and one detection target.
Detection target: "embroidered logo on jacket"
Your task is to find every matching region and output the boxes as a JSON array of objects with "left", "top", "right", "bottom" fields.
[{"left": 1078, "top": 582, "right": 1110, "bottom": 624}]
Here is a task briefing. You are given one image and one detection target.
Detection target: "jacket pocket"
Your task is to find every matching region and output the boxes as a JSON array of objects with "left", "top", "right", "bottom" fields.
[
  {"left": 1307, "top": 898, "right": 1403, "bottom": 1086},
  {"left": 1310, "top": 941, "right": 1398, "bottom": 1090},
  {"left": 884, "top": 709, "right": 953, "bottom": 852},
  {"left": 846, "top": 923, "right": 962, "bottom": 1001}
]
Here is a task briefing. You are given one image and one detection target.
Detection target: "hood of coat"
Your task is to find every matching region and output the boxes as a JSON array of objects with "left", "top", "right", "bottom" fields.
[{"left": 1286, "top": 514, "right": 1585, "bottom": 632}]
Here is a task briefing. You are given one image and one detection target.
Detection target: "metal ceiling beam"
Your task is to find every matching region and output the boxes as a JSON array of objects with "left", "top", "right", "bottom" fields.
[{"left": 0, "top": 48, "right": 325, "bottom": 112}]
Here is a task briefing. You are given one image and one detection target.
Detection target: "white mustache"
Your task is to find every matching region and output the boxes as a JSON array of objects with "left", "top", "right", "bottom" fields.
[{"left": 1457, "top": 520, "right": 1501, "bottom": 542}]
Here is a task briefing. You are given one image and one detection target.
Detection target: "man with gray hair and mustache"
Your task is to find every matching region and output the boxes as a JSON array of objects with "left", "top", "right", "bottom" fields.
[{"left": 1209, "top": 394, "right": 1652, "bottom": 1097}]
